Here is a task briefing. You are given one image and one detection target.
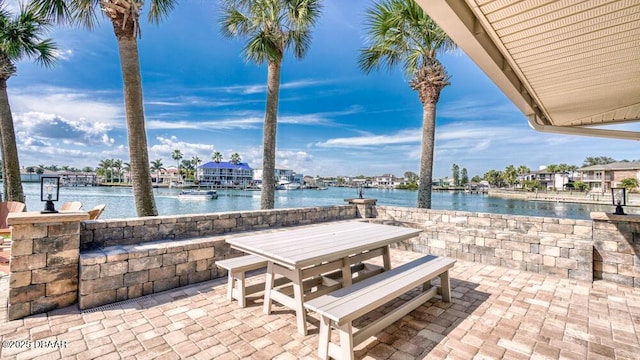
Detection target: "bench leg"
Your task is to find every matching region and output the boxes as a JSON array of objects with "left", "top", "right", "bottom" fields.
[
  {"left": 439, "top": 270, "right": 451, "bottom": 302},
  {"left": 236, "top": 272, "right": 246, "bottom": 308},
  {"left": 226, "top": 271, "right": 234, "bottom": 302},
  {"left": 338, "top": 322, "right": 355, "bottom": 360},
  {"left": 263, "top": 262, "right": 275, "bottom": 315},
  {"left": 317, "top": 316, "right": 331, "bottom": 360}
]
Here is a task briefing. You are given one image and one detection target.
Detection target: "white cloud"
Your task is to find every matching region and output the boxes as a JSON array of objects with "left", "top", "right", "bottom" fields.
[
  {"left": 222, "top": 79, "right": 334, "bottom": 95},
  {"left": 14, "top": 112, "right": 115, "bottom": 147},
  {"left": 147, "top": 117, "right": 263, "bottom": 131},
  {"left": 53, "top": 48, "right": 74, "bottom": 61},
  {"left": 149, "top": 136, "right": 215, "bottom": 164},
  {"left": 314, "top": 129, "right": 421, "bottom": 148},
  {"left": 9, "top": 86, "right": 123, "bottom": 129}
]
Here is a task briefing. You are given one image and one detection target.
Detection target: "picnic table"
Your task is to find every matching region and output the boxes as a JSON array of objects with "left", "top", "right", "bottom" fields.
[{"left": 225, "top": 220, "right": 422, "bottom": 335}]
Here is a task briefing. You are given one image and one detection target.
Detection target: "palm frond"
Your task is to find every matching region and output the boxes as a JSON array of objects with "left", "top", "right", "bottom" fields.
[
  {"left": 358, "top": 0, "right": 457, "bottom": 78},
  {"left": 148, "top": 0, "right": 176, "bottom": 24},
  {"left": 0, "top": 2, "right": 58, "bottom": 75},
  {"left": 219, "top": 0, "right": 322, "bottom": 65},
  {"left": 220, "top": 8, "right": 250, "bottom": 38},
  {"left": 29, "top": 0, "right": 73, "bottom": 24}
]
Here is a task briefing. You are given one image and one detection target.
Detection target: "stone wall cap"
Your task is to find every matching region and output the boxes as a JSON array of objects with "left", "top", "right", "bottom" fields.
[
  {"left": 8, "top": 211, "right": 89, "bottom": 225},
  {"left": 590, "top": 211, "right": 640, "bottom": 223},
  {"left": 345, "top": 198, "right": 377, "bottom": 204}
]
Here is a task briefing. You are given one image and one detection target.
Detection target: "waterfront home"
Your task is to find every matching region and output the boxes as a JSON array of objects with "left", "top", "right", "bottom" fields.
[
  {"left": 150, "top": 166, "right": 181, "bottom": 187},
  {"left": 373, "top": 174, "right": 402, "bottom": 188},
  {"left": 519, "top": 167, "right": 570, "bottom": 190},
  {"left": 197, "top": 161, "right": 253, "bottom": 188},
  {"left": 253, "top": 166, "right": 303, "bottom": 187},
  {"left": 579, "top": 161, "right": 640, "bottom": 193}
]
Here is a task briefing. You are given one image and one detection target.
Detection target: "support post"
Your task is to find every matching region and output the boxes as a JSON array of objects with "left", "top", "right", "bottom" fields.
[
  {"left": 7, "top": 211, "right": 88, "bottom": 320},
  {"left": 345, "top": 198, "right": 377, "bottom": 218}
]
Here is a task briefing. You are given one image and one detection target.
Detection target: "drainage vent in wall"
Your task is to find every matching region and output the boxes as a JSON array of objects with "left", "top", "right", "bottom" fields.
[{"left": 81, "top": 294, "right": 156, "bottom": 314}]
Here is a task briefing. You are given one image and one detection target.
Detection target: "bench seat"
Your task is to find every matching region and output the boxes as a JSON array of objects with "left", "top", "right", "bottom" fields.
[
  {"left": 216, "top": 255, "right": 268, "bottom": 307},
  {"left": 305, "top": 255, "right": 456, "bottom": 360}
]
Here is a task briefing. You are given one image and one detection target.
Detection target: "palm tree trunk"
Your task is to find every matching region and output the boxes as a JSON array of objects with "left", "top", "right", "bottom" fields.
[
  {"left": 260, "top": 61, "right": 281, "bottom": 210},
  {"left": 0, "top": 78, "right": 25, "bottom": 203},
  {"left": 115, "top": 36, "right": 157, "bottom": 216},
  {"left": 417, "top": 101, "right": 436, "bottom": 209}
]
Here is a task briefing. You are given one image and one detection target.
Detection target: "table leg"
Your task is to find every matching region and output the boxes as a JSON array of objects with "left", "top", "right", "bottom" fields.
[
  {"left": 341, "top": 258, "right": 352, "bottom": 287},
  {"left": 263, "top": 261, "right": 275, "bottom": 315},
  {"left": 382, "top": 245, "right": 392, "bottom": 270},
  {"left": 291, "top": 268, "right": 308, "bottom": 335}
]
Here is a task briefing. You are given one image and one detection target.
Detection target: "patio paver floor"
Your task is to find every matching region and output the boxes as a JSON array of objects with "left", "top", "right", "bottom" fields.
[{"left": 0, "top": 249, "right": 639, "bottom": 359}]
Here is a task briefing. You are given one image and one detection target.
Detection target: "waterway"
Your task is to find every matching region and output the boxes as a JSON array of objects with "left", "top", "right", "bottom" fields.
[{"left": 19, "top": 183, "right": 624, "bottom": 220}]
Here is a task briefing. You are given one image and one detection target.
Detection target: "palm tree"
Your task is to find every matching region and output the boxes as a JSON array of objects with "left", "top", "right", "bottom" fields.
[
  {"left": 180, "top": 159, "right": 193, "bottom": 180},
  {"left": 503, "top": 165, "right": 518, "bottom": 188},
  {"left": 123, "top": 161, "right": 131, "bottom": 183},
  {"left": 34, "top": 0, "right": 172, "bottom": 217},
  {"left": 230, "top": 153, "right": 241, "bottom": 165},
  {"left": 220, "top": 0, "right": 322, "bottom": 209},
  {"left": 150, "top": 159, "right": 164, "bottom": 186},
  {"left": 113, "top": 159, "right": 123, "bottom": 184},
  {"left": 172, "top": 149, "right": 182, "bottom": 169},
  {"left": 359, "top": 0, "right": 456, "bottom": 208},
  {"left": 516, "top": 165, "right": 531, "bottom": 188},
  {"left": 191, "top": 156, "right": 201, "bottom": 183},
  {"left": 0, "top": 3, "right": 56, "bottom": 202},
  {"left": 212, "top": 151, "right": 223, "bottom": 163}
]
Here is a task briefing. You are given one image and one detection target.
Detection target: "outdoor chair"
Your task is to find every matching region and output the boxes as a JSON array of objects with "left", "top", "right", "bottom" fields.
[
  {"left": 0, "top": 201, "right": 26, "bottom": 236},
  {"left": 87, "top": 204, "right": 106, "bottom": 220},
  {"left": 61, "top": 201, "right": 83, "bottom": 211}
]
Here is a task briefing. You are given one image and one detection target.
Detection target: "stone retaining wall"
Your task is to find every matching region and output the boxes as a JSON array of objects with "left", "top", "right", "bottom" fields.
[
  {"left": 7, "top": 212, "right": 88, "bottom": 320},
  {"left": 591, "top": 212, "right": 640, "bottom": 287},
  {"left": 78, "top": 235, "right": 232, "bottom": 309},
  {"left": 375, "top": 206, "right": 594, "bottom": 282},
  {"left": 80, "top": 205, "right": 357, "bottom": 250},
  {"left": 8, "top": 202, "right": 640, "bottom": 320}
]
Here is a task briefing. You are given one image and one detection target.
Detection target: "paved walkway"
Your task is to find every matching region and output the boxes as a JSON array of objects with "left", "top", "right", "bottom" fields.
[{"left": 1, "top": 249, "right": 639, "bottom": 359}]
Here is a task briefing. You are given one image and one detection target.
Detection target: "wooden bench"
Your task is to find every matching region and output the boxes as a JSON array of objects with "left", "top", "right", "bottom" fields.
[
  {"left": 305, "top": 255, "right": 456, "bottom": 360},
  {"left": 216, "top": 251, "right": 386, "bottom": 308},
  {"left": 216, "top": 255, "right": 269, "bottom": 307}
]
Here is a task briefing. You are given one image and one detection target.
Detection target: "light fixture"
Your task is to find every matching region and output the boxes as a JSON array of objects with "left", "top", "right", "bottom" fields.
[
  {"left": 611, "top": 187, "right": 626, "bottom": 215},
  {"left": 40, "top": 176, "right": 60, "bottom": 214},
  {"left": 356, "top": 183, "right": 365, "bottom": 199}
]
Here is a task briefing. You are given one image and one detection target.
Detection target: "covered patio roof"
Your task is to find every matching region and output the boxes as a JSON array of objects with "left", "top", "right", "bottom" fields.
[{"left": 417, "top": 0, "right": 640, "bottom": 140}]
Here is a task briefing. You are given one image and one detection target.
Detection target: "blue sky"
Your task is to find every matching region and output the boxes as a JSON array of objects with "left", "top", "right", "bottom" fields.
[{"left": 7, "top": 0, "right": 639, "bottom": 178}]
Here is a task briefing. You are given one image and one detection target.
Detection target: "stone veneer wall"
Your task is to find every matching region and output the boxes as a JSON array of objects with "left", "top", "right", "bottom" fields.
[
  {"left": 7, "top": 212, "right": 88, "bottom": 320},
  {"left": 591, "top": 212, "right": 640, "bottom": 288},
  {"left": 78, "top": 236, "right": 230, "bottom": 309},
  {"left": 80, "top": 205, "right": 357, "bottom": 250},
  {"left": 75, "top": 205, "right": 359, "bottom": 309},
  {"left": 375, "top": 206, "right": 594, "bottom": 282}
]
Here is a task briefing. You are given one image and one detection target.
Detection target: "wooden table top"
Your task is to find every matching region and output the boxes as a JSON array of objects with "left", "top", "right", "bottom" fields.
[{"left": 226, "top": 221, "right": 422, "bottom": 269}]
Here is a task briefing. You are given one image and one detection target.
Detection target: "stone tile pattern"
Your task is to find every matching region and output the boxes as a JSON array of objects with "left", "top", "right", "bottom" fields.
[
  {"left": 592, "top": 217, "right": 640, "bottom": 288},
  {"left": 376, "top": 206, "right": 595, "bottom": 282},
  {"left": 79, "top": 236, "right": 231, "bottom": 310},
  {"left": 80, "top": 205, "right": 357, "bottom": 250},
  {"left": 8, "top": 220, "right": 81, "bottom": 320},
  {"left": 2, "top": 250, "right": 639, "bottom": 360}
]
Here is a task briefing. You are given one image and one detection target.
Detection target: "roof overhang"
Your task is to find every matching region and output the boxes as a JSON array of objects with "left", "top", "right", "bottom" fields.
[{"left": 416, "top": 0, "right": 640, "bottom": 141}]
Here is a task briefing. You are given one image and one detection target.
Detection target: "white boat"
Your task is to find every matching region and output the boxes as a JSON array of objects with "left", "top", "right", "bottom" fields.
[
  {"left": 177, "top": 189, "right": 218, "bottom": 200},
  {"left": 277, "top": 181, "right": 301, "bottom": 190}
]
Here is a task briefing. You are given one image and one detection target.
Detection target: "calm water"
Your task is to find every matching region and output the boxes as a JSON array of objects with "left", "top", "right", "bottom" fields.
[{"left": 20, "top": 183, "right": 621, "bottom": 220}]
